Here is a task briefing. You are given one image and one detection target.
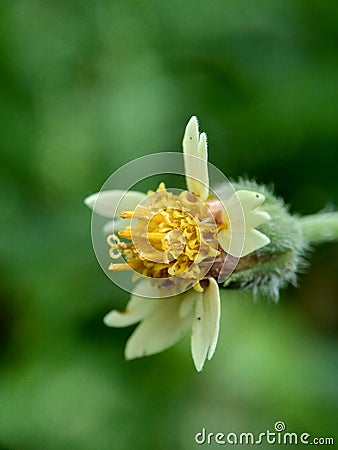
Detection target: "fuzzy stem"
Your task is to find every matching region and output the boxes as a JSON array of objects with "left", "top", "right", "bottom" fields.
[{"left": 300, "top": 212, "right": 338, "bottom": 244}]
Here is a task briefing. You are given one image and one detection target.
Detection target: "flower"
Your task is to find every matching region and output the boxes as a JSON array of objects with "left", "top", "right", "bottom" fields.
[{"left": 85, "top": 116, "right": 271, "bottom": 371}]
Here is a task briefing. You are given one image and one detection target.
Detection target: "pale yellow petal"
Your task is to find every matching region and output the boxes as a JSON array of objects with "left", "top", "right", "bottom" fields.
[
  {"left": 191, "top": 295, "right": 208, "bottom": 372},
  {"left": 218, "top": 228, "right": 245, "bottom": 258},
  {"left": 183, "top": 116, "right": 209, "bottom": 200},
  {"left": 131, "top": 278, "right": 163, "bottom": 299},
  {"left": 204, "top": 278, "right": 221, "bottom": 360},
  {"left": 102, "top": 219, "right": 126, "bottom": 234},
  {"left": 103, "top": 295, "right": 158, "bottom": 328},
  {"left": 235, "top": 190, "right": 271, "bottom": 229},
  {"left": 236, "top": 190, "right": 266, "bottom": 209},
  {"left": 178, "top": 289, "right": 197, "bottom": 319},
  {"left": 125, "top": 296, "right": 192, "bottom": 360},
  {"left": 240, "top": 228, "right": 271, "bottom": 256},
  {"left": 219, "top": 190, "right": 271, "bottom": 257},
  {"left": 191, "top": 279, "right": 221, "bottom": 371},
  {"left": 218, "top": 228, "right": 270, "bottom": 257},
  {"left": 84, "top": 190, "right": 146, "bottom": 218}
]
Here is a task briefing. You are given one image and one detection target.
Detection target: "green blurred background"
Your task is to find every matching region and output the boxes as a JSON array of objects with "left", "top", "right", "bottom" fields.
[{"left": 0, "top": 1, "right": 337, "bottom": 449}]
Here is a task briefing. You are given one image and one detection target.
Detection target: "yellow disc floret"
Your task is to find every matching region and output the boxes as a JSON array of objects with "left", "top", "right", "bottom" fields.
[{"left": 108, "top": 183, "right": 220, "bottom": 292}]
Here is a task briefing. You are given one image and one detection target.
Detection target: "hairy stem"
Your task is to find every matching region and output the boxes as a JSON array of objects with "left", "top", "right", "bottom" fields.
[{"left": 300, "top": 212, "right": 338, "bottom": 244}]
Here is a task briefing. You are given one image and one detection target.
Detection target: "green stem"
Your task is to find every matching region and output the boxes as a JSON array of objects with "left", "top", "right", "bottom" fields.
[{"left": 300, "top": 212, "right": 338, "bottom": 244}]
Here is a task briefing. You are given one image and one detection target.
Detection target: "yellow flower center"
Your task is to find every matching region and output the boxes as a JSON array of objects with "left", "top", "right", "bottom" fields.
[{"left": 108, "top": 183, "right": 220, "bottom": 293}]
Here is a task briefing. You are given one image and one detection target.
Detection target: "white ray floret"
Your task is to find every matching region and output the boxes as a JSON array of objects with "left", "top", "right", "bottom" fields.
[
  {"left": 183, "top": 116, "right": 209, "bottom": 201},
  {"left": 84, "top": 190, "right": 146, "bottom": 218},
  {"left": 219, "top": 190, "right": 271, "bottom": 257}
]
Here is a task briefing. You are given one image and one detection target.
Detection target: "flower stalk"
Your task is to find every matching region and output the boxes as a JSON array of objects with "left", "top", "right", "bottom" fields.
[{"left": 299, "top": 212, "right": 338, "bottom": 245}]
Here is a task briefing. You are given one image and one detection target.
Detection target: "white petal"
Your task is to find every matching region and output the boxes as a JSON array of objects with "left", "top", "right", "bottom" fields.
[
  {"left": 131, "top": 278, "right": 163, "bottom": 299},
  {"left": 245, "top": 210, "right": 271, "bottom": 229},
  {"left": 204, "top": 278, "right": 221, "bottom": 360},
  {"left": 218, "top": 228, "right": 270, "bottom": 257},
  {"left": 191, "top": 296, "right": 208, "bottom": 371},
  {"left": 191, "top": 279, "right": 221, "bottom": 371},
  {"left": 183, "top": 116, "right": 199, "bottom": 158},
  {"left": 84, "top": 190, "right": 146, "bottom": 218},
  {"left": 104, "top": 295, "right": 159, "bottom": 328},
  {"left": 102, "top": 219, "right": 126, "bottom": 234},
  {"left": 218, "top": 229, "right": 244, "bottom": 258},
  {"left": 178, "top": 288, "right": 197, "bottom": 319},
  {"left": 235, "top": 190, "right": 271, "bottom": 228},
  {"left": 219, "top": 190, "right": 271, "bottom": 257},
  {"left": 222, "top": 190, "right": 270, "bottom": 228},
  {"left": 236, "top": 190, "right": 266, "bottom": 209},
  {"left": 183, "top": 116, "right": 209, "bottom": 201},
  {"left": 125, "top": 294, "right": 193, "bottom": 360},
  {"left": 240, "top": 229, "right": 271, "bottom": 256}
]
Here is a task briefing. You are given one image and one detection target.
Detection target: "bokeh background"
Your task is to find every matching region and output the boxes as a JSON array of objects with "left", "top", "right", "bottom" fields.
[{"left": 1, "top": 1, "right": 337, "bottom": 449}]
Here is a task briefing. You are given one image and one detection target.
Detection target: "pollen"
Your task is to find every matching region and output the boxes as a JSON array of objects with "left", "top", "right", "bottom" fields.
[{"left": 108, "top": 183, "right": 220, "bottom": 291}]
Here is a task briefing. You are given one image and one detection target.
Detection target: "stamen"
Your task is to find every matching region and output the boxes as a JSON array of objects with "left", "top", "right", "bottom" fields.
[
  {"left": 150, "top": 214, "right": 165, "bottom": 222},
  {"left": 108, "top": 262, "right": 143, "bottom": 272},
  {"left": 218, "top": 222, "right": 229, "bottom": 231},
  {"left": 118, "top": 229, "right": 132, "bottom": 239},
  {"left": 107, "top": 234, "right": 120, "bottom": 247},
  {"left": 107, "top": 234, "right": 122, "bottom": 258},
  {"left": 119, "top": 210, "right": 135, "bottom": 219},
  {"left": 119, "top": 210, "right": 165, "bottom": 222},
  {"left": 139, "top": 252, "right": 171, "bottom": 264},
  {"left": 147, "top": 232, "right": 168, "bottom": 242},
  {"left": 193, "top": 282, "right": 204, "bottom": 293},
  {"left": 107, "top": 184, "right": 219, "bottom": 287},
  {"left": 109, "top": 248, "right": 121, "bottom": 259}
]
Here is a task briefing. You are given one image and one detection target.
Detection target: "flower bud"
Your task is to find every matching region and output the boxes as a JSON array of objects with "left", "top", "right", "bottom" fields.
[{"left": 220, "top": 180, "right": 306, "bottom": 301}]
